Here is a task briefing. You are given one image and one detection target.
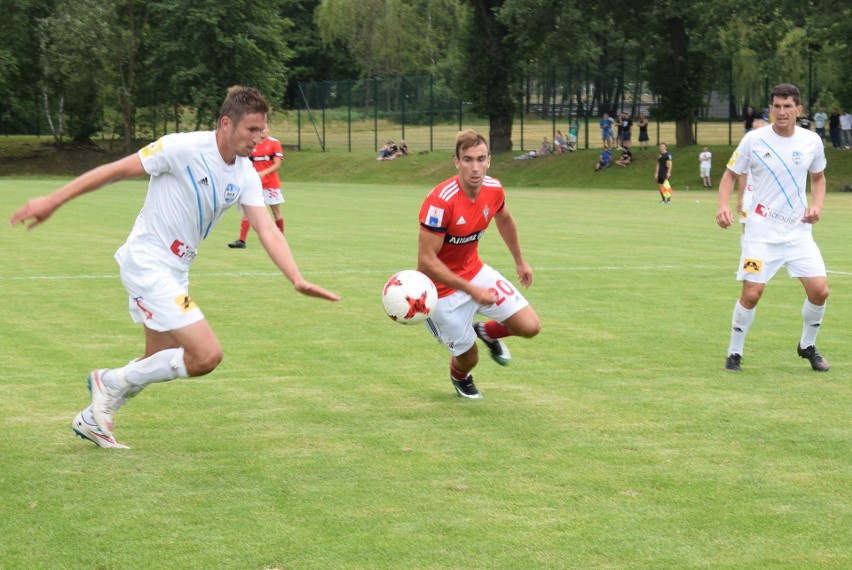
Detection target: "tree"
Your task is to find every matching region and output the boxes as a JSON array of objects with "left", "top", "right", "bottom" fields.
[
  {"left": 37, "top": 0, "right": 115, "bottom": 145},
  {"left": 316, "top": 0, "right": 461, "bottom": 78},
  {"left": 454, "top": 0, "right": 519, "bottom": 153},
  {"left": 103, "top": 0, "right": 149, "bottom": 153},
  {"left": 280, "top": 0, "right": 359, "bottom": 108},
  {"left": 142, "top": 0, "right": 292, "bottom": 128}
]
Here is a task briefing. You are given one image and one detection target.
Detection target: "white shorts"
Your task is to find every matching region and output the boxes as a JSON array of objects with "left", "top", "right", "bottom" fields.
[
  {"left": 736, "top": 236, "right": 826, "bottom": 283},
  {"left": 425, "top": 264, "right": 529, "bottom": 357},
  {"left": 263, "top": 187, "right": 285, "bottom": 205},
  {"left": 700, "top": 166, "right": 711, "bottom": 177},
  {"left": 116, "top": 248, "right": 204, "bottom": 332}
]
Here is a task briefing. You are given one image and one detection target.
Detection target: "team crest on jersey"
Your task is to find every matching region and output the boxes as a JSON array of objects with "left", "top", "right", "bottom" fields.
[
  {"left": 174, "top": 294, "right": 198, "bottom": 314},
  {"left": 426, "top": 206, "right": 445, "bottom": 227},
  {"left": 726, "top": 150, "right": 739, "bottom": 168},
  {"left": 742, "top": 258, "right": 762, "bottom": 273},
  {"left": 140, "top": 139, "right": 164, "bottom": 158},
  {"left": 482, "top": 206, "right": 490, "bottom": 221},
  {"left": 792, "top": 151, "right": 803, "bottom": 165},
  {"left": 224, "top": 183, "right": 239, "bottom": 204}
]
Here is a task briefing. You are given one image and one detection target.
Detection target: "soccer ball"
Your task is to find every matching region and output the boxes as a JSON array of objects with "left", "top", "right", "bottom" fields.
[{"left": 382, "top": 270, "right": 437, "bottom": 325}]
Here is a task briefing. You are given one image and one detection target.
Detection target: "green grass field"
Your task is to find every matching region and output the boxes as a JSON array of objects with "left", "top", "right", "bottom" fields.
[{"left": 1, "top": 172, "right": 850, "bottom": 568}]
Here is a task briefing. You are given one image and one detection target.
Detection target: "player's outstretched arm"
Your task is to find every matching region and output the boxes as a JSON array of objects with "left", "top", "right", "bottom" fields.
[
  {"left": 246, "top": 205, "right": 340, "bottom": 302},
  {"left": 9, "top": 154, "right": 145, "bottom": 230}
]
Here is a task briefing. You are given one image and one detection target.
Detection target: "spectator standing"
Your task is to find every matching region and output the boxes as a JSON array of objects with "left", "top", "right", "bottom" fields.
[
  {"left": 813, "top": 107, "right": 828, "bottom": 142},
  {"left": 599, "top": 113, "right": 614, "bottom": 149},
  {"left": 699, "top": 146, "right": 712, "bottom": 188},
  {"left": 637, "top": 113, "right": 650, "bottom": 150},
  {"left": 840, "top": 110, "right": 852, "bottom": 149},
  {"left": 621, "top": 113, "right": 633, "bottom": 150},
  {"left": 828, "top": 108, "right": 841, "bottom": 149},
  {"left": 744, "top": 106, "right": 756, "bottom": 132},
  {"left": 568, "top": 119, "right": 579, "bottom": 151}
]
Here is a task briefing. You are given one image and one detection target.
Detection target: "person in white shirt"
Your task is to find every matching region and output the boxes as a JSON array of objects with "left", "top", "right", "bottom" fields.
[
  {"left": 839, "top": 109, "right": 852, "bottom": 149},
  {"left": 698, "top": 146, "right": 712, "bottom": 188},
  {"left": 812, "top": 106, "right": 828, "bottom": 142},
  {"left": 716, "top": 83, "right": 829, "bottom": 373},
  {"left": 8, "top": 86, "right": 340, "bottom": 448}
]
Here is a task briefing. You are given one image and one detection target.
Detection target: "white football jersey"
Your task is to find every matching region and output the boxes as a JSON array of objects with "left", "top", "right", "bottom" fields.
[
  {"left": 726, "top": 125, "right": 826, "bottom": 243},
  {"left": 119, "top": 131, "right": 264, "bottom": 270}
]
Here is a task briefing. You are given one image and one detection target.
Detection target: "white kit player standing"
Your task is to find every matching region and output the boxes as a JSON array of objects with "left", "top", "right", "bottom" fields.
[{"left": 716, "top": 83, "right": 830, "bottom": 373}]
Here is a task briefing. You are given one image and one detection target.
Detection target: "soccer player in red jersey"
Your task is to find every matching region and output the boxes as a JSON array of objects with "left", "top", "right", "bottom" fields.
[
  {"left": 417, "top": 129, "right": 541, "bottom": 398},
  {"left": 229, "top": 128, "right": 285, "bottom": 248}
]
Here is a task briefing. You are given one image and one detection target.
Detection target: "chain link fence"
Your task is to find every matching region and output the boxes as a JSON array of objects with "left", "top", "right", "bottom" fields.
[{"left": 273, "top": 74, "right": 744, "bottom": 154}]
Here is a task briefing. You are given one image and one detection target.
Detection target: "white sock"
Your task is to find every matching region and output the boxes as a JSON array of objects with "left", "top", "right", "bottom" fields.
[
  {"left": 728, "top": 301, "right": 755, "bottom": 356},
  {"left": 108, "top": 348, "right": 190, "bottom": 389},
  {"left": 800, "top": 299, "right": 825, "bottom": 349}
]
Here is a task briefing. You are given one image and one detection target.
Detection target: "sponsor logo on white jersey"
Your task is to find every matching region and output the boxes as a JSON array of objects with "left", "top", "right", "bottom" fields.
[{"left": 170, "top": 239, "right": 197, "bottom": 261}]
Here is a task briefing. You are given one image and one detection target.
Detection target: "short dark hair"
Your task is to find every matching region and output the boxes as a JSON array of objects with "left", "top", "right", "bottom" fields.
[
  {"left": 771, "top": 83, "right": 801, "bottom": 106},
  {"left": 218, "top": 86, "right": 270, "bottom": 125}
]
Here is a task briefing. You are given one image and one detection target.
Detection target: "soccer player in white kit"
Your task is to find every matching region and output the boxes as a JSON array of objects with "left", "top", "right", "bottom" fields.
[
  {"left": 716, "top": 83, "right": 830, "bottom": 373},
  {"left": 9, "top": 86, "right": 340, "bottom": 448},
  {"left": 418, "top": 129, "right": 541, "bottom": 399}
]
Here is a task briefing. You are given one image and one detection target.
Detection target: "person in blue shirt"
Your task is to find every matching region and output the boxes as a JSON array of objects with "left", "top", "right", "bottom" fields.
[
  {"left": 599, "top": 113, "right": 614, "bottom": 149},
  {"left": 595, "top": 148, "right": 612, "bottom": 171}
]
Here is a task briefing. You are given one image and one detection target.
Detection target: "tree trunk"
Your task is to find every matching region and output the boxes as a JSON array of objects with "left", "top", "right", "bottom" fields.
[
  {"left": 676, "top": 117, "right": 695, "bottom": 146},
  {"left": 489, "top": 114, "right": 513, "bottom": 153}
]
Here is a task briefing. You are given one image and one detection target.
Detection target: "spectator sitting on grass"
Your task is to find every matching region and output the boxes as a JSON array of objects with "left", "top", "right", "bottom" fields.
[
  {"left": 595, "top": 148, "right": 612, "bottom": 171},
  {"left": 377, "top": 141, "right": 396, "bottom": 161},
  {"left": 616, "top": 148, "right": 633, "bottom": 166},
  {"left": 554, "top": 131, "right": 568, "bottom": 154},
  {"left": 396, "top": 140, "right": 412, "bottom": 157}
]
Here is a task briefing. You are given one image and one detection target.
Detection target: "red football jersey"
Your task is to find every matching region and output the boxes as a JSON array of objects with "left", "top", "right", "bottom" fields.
[
  {"left": 419, "top": 175, "right": 506, "bottom": 297},
  {"left": 249, "top": 136, "right": 284, "bottom": 189}
]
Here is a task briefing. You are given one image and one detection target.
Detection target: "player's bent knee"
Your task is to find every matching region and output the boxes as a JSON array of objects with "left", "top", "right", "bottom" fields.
[
  {"left": 185, "top": 347, "right": 223, "bottom": 377},
  {"left": 518, "top": 319, "right": 542, "bottom": 338}
]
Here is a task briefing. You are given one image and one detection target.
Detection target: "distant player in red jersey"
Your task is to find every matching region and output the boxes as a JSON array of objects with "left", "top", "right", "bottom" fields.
[
  {"left": 229, "top": 128, "right": 284, "bottom": 248},
  {"left": 417, "top": 129, "right": 541, "bottom": 399}
]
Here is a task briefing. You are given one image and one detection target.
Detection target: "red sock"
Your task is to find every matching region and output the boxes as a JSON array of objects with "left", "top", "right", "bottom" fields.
[
  {"left": 450, "top": 357, "right": 469, "bottom": 381},
  {"left": 275, "top": 217, "right": 284, "bottom": 234},
  {"left": 483, "top": 320, "right": 512, "bottom": 340},
  {"left": 239, "top": 218, "right": 250, "bottom": 241}
]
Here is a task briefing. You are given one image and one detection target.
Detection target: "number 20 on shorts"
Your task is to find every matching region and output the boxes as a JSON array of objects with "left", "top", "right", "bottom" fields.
[{"left": 487, "top": 279, "right": 515, "bottom": 306}]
